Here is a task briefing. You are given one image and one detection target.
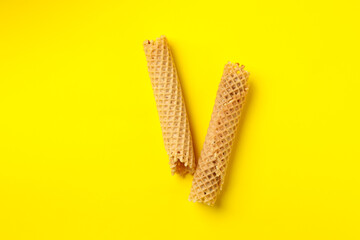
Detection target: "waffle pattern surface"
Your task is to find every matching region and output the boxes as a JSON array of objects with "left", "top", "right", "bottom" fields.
[
  {"left": 143, "top": 36, "right": 196, "bottom": 175},
  {"left": 189, "top": 62, "right": 249, "bottom": 206}
]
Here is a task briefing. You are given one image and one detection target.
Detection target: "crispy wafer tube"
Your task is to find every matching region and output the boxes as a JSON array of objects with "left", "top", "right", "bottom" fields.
[
  {"left": 189, "top": 62, "right": 249, "bottom": 205},
  {"left": 143, "top": 36, "right": 196, "bottom": 175}
]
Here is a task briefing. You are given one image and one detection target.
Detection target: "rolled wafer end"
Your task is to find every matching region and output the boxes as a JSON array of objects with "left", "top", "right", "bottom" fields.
[
  {"left": 143, "top": 36, "right": 196, "bottom": 176},
  {"left": 189, "top": 62, "right": 249, "bottom": 206}
]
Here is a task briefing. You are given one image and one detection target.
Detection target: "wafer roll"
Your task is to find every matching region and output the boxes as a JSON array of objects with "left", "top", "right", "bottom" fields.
[
  {"left": 189, "top": 62, "right": 249, "bottom": 205},
  {"left": 143, "top": 36, "right": 196, "bottom": 175}
]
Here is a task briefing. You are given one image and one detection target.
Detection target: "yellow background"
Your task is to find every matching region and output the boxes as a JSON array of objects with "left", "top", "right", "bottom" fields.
[{"left": 1, "top": 0, "right": 359, "bottom": 239}]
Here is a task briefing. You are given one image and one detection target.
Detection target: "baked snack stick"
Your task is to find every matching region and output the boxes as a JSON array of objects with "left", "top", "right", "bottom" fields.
[
  {"left": 143, "top": 36, "right": 196, "bottom": 175},
  {"left": 189, "top": 62, "right": 249, "bottom": 206}
]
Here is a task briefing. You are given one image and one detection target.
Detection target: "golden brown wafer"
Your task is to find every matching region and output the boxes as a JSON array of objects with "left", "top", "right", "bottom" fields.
[
  {"left": 143, "top": 36, "right": 196, "bottom": 175},
  {"left": 189, "top": 62, "right": 249, "bottom": 205}
]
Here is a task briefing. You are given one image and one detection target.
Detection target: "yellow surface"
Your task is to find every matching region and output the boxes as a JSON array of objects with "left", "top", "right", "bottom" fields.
[{"left": 1, "top": 0, "right": 359, "bottom": 239}]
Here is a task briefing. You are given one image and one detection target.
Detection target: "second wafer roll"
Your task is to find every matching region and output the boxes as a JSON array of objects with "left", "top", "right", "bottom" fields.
[{"left": 189, "top": 62, "right": 249, "bottom": 206}]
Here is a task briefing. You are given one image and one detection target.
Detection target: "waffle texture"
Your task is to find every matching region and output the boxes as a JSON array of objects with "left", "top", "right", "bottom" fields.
[
  {"left": 189, "top": 62, "right": 249, "bottom": 206},
  {"left": 143, "top": 36, "right": 196, "bottom": 176}
]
